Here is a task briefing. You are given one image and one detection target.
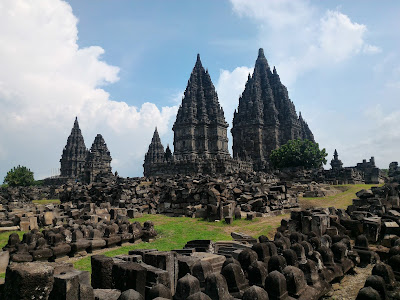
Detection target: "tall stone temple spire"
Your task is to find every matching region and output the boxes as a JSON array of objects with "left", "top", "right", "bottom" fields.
[
  {"left": 142, "top": 54, "right": 253, "bottom": 176},
  {"left": 173, "top": 54, "right": 230, "bottom": 160},
  {"left": 60, "top": 117, "right": 88, "bottom": 178},
  {"left": 85, "top": 134, "right": 112, "bottom": 182},
  {"left": 232, "top": 48, "right": 315, "bottom": 171},
  {"left": 143, "top": 128, "right": 166, "bottom": 176}
]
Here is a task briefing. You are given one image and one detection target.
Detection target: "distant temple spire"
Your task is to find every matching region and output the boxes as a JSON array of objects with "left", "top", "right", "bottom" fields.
[
  {"left": 85, "top": 134, "right": 112, "bottom": 182},
  {"left": 59, "top": 117, "right": 113, "bottom": 183},
  {"left": 232, "top": 48, "right": 315, "bottom": 171},
  {"left": 173, "top": 53, "right": 229, "bottom": 160},
  {"left": 331, "top": 149, "right": 343, "bottom": 170},
  {"left": 60, "top": 117, "right": 88, "bottom": 178}
]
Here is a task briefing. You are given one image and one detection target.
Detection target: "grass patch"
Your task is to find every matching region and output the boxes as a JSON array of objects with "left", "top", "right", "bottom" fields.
[
  {"left": 74, "top": 214, "right": 283, "bottom": 272},
  {"left": 299, "top": 184, "right": 381, "bottom": 209},
  {"left": 32, "top": 199, "right": 60, "bottom": 204}
]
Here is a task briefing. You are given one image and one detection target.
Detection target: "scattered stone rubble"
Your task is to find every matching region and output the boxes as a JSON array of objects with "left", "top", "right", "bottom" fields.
[
  {"left": 3, "top": 205, "right": 400, "bottom": 300},
  {"left": 1, "top": 205, "right": 156, "bottom": 265},
  {"left": 59, "top": 173, "right": 299, "bottom": 219}
]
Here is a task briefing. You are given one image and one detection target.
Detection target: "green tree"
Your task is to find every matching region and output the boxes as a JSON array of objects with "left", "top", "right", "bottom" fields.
[
  {"left": 270, "top": 139, "right": 327, "bottom": 169},
  {"left": 3, "top": 165, "right": 35, "bottom": 187}
]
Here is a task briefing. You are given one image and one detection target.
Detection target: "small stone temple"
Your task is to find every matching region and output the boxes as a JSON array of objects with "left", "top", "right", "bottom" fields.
[
  {"left": 59, "top": 117, "right": 88, "bottom": 178},
  {"left": 53, "top": 118, "right": 113, "bottom": 183},
  {"left": 84, "top": 134, "right": 113, "bottom": 183},
  {"left": 324, "top": 149, "right": 385, "bottom": 184},
  {"left": 231, "top": 48, "right": 314, "bottom": 171},
  {"left": 143, "top": 54, "right": 252, "bottom": 176}
]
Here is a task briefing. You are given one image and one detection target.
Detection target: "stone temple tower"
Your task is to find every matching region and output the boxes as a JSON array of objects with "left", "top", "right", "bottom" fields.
[
  {"left": 143, "top": 54, "right": 252, "bottom": 176},
  {"left": 173, "top": 54, "right": 230, "bottom": 161},
  {"left": 232, "top": 48, "right": 315, "bottom": 171},
  {"left": 85, "top": 134, "right": 112, "bottom": 182},
  {"left": 60, "top": 117, "right": 88, "bottom": 178},
  {"left": 143, "top": 128, "right": 166, "bottom": 176}
]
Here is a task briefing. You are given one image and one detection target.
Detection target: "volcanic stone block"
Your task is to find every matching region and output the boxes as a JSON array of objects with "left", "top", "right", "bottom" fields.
[
  {"left": 143, "top": 251, "right": 177, "bottom": 294},
  {"left": 93, "top": 289, "right": 121, "bottom": 300},
  {"left": 0, "top": 251, "right": 10, "bottom": 273},
  {"left": 177, "top": 255, "right": 200, "bottom": 279},
  {"left": 44, "top": 211, "right": 54, "bottom": 225},
  {"left": 248, "top": 261, "right": 268, "bottom": 288},
  {"left": 187, "top": 292, "right": 212, "bottom": 300},
  {"left": 242, "top": 286, "right": 269, "bottom": 300},
  {"left": 51, "top": 243, "right": 72, "bottom": 261},
  {"left": 191, "top": 260, "right": 213, "bottom": 289},
  {"left": 91, "top": 255, "right": 114, "bottom": 289},
  {"left": 140, "top": 262, "right": 171, "bottom": 292},
  {"left": 119, "top": 289, "right": 144, "bottom": 300},
  {"left": 221, "top": 263, "right": 248, "bottom": 298},
  {"left": 112, "top": 261, "right": 147, "bottom": 296},
  {"left": 356, "top": 287, "right": 382, "bottom": 300},
  {"left": 79, "top": 284, "right": 95, "bottom": 300},
  {"left": 3, "top": 262, "right": 54, "bottom": 300},
  {"left": 311, "top": 214, "right": 329, "bottom": 236},
  {"left": 147, "top": 283, "right": 172, "bottom": 300},
  {"left": 175, "top": 274, "right": 201, "bottom": 300},
  {"left": 50, "top": 270, "right": 80, "bottom": 300},
  {"left": 204, "top": 273, "right": 231, "bottom": 300},
  {"left": 372, "top": 262, "right": 396, "bottom": 290},
  {"left": 31, "top": 247, "right": 53, "bottom": 261},
  {"left": 265, "top": 270, "right": 289, "bottom": 300}
]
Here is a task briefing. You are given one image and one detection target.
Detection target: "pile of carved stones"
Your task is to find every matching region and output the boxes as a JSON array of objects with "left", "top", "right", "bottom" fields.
[
  {"left": 2, "top": 220, "right": 156, "bottom": 265},
  {"left": 0, "top": 201, "right": 157, "bottom": 268},
  {"left": 0, "top": 185, "right": 59, "bottom": 204},
  {"left": 58, "top": 173, "right": 298, "bottom": 220},
  {"left": 277, "top": 182, "right": 400, "bottom": 299},
  {"left": 0, "top": 228, "right": 383, "bottom": 300}
]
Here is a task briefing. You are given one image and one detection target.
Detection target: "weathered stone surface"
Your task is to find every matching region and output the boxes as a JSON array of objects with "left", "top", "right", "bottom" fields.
[
  {"left": 94, "top": 289, "right": 121, "bottom": 300},
  {"left": 3, "top": 262, "right": 54, "bottom": 300}
]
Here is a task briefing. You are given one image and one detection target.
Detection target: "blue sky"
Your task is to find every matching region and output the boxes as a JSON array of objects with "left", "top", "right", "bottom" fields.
[{"left": 0, "top": 0, "right": 399, "bottom": 180}]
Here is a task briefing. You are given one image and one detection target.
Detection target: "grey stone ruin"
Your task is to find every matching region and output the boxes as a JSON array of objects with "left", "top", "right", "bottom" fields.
[
  {"left": 231, "top": 48, "right": 314, "bottom": 171},
  {"left": 54, "top": 117, "right": 114, "bottom": 184},
  {"left": 143, "top": 54, "right": 253, "bottom": 177}
]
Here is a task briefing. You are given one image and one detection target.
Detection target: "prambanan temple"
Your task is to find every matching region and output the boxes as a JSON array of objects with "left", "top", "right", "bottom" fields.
[
  {"left": 144, "top": 49, "right": 315, "bottom": 176},
  {"left": 57, "top": 118, "right": 113, "bottom": 183}
]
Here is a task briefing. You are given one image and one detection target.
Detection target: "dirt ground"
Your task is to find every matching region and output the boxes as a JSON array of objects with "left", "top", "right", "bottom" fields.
[{"left": 323, "top": 265, "right": 373, "bottom": 300}]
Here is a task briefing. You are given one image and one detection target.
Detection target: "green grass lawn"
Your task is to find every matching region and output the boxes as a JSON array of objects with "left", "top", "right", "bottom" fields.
[
  {"left": 74, "top": 214, "right": 283, "bottom": 272},
  {"left": 299, "top": 184, "right": 381, "bottom": 209},
  {"left": 32, "top": 199, "right": 60, "bottom": 205}
]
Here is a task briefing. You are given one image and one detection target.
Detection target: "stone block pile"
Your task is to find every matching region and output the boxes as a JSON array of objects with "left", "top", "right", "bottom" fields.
[
  {"left": 0, "top": 185, "right": 59, "bottom": 204},
  {"left": 0, "top": 227, "right": 370, "bottom": 300},
  {"left": 2, "top": 215, "right": 156, "bottom": 264},
  {"left": 58, "top": 174, "right": 298, "bottom": 220}
]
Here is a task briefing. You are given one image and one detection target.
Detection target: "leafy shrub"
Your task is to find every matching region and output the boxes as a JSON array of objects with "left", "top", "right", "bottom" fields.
[
  {"left": 270, "top": 139, "right": 327, "bottom": 169},
  {"left": 3, "top": 165, "right": 35, "bottom": 187}
]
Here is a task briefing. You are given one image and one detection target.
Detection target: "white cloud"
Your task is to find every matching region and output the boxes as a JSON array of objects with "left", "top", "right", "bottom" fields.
[
  {"left": 230, "top": 0, "right": 380, "bottom": 85},
  {"left": 216, "top": 66, "right": 254, "bottom": 153},
  {"left": 0, "top": 0, "right": 177, "bottom": 180}
]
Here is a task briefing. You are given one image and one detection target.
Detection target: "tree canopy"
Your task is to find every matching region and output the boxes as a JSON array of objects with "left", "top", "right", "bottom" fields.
[
  {"left": 3, "top": 165, "right": 35, "bottom": 187},
  {"left": 270, "top": 139, "right": 327, "bottom": 169}
]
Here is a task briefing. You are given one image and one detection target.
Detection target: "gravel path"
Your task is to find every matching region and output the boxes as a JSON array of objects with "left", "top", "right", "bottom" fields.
[{"left": 323, "top": 265, "right": 373, "bottom": 300}]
